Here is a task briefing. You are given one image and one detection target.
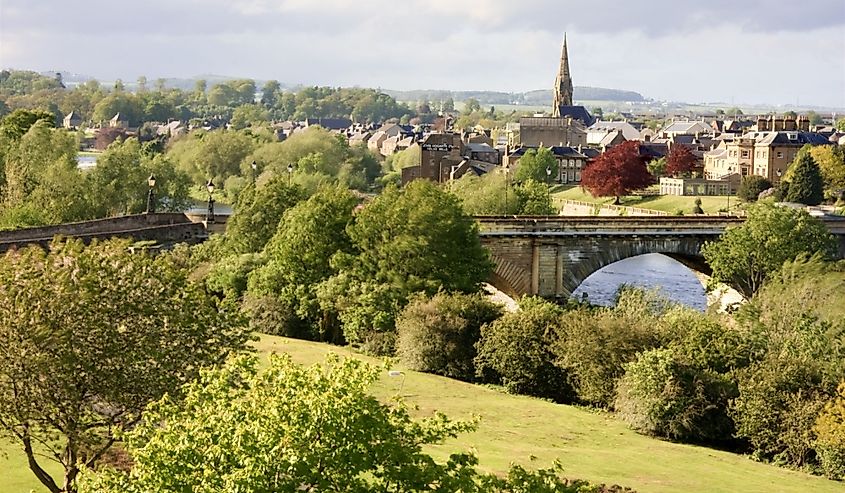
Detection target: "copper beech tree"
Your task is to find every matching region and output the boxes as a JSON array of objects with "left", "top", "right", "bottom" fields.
[
  {"left": 665, "top": 144, "right": 698, "bottom": 178},
  {"left": 580, "top": 141, "right": 654, "bottom": 204}
]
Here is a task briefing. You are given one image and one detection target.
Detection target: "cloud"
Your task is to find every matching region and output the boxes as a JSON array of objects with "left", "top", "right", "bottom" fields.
[{"left": 1, "top": 0, "right": 843, "bottom": 107}]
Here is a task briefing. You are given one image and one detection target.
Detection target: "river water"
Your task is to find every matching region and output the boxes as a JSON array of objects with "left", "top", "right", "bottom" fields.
[{"left": 570, "top": 253, "right": 708, "bottom": 311}]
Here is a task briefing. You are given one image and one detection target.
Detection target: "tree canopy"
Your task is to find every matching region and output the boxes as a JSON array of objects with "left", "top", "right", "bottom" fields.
[
  {"left": 580, "top": 141, "right": 654, "bottom": 203},
  {"left": 665, "top": 145, "right": 698, "bottom": 177},
  {"left": 514, "top": 147, "right": 557, "bottom": 184},
  {"left": 785, "top": 152, "right": 824, "bottom": 205},
  {"left": 0, "top": 239, "right": 251, "bottom": 493},
  {"left": 701, "top": 203, "right": 837, "bottom": 298}
]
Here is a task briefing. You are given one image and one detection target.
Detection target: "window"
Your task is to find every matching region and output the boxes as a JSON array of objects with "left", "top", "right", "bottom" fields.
[
  {"left": 776, "top": 151, "right": 784, "bottom": 159},
  {"left": 741, "top": 150, "right": 749, "bottom": 158}
]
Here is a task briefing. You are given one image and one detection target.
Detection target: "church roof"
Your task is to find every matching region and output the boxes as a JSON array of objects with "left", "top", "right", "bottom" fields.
[{"left": 556, "top": 105, "right": 594, "bottom": 126}]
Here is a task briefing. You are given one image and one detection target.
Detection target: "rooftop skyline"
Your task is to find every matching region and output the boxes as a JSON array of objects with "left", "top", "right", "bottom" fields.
[{"left": 1, "top": 0, "right": 844, "bottom": 108}]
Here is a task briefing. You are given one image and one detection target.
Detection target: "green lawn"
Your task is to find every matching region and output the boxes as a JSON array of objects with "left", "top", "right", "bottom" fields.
[
  {"left": 553, "top": 185, "right": 742, "bottom": 215},
  {"left": 3, "top": 335, "right": 842, "bottom": 492}
]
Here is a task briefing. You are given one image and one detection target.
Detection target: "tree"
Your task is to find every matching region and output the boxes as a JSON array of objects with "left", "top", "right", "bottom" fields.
[
  {"left": 646, "top": 156, "right": 667, "bottom": 178},
  {"left": 665, "top": 144, "right": 698, "bottom": 177},
  {"left": 580, "top": 141, "right": 654, "bottom": 204},
  {"left": 77, "top": 354, "right": 601, "bottom": 493},
  {"left": 514, "top": 147, "right": 557, "bottom": 184},
  {"left": 737, "top": 175, "right": 772, "bottom": 202},
  {"left": 230, "top": 103, "right": 270, "bottom": 130},
  {"left": 798, "top": 144, "right": 845, "bottom": 200},
  {"left": 464, "top": 98, "right": 481, "bottom": 113},
  {"left": 247, "top": 186, "right": 359, "bottom": 341},
  {"left": 701, "top": 203, "right": 837, "bottom": 298},
  {"left": 785, "top": 153, "right": 824, "bottom": 205},
  {"left": 260, "top": 79, "right": 281, "bottom": 107},
  {"left": 806, "top": 111, "right": 823, "bottom": 126},
  {"left": 319, "top": 181, "right": 492, "bottom": 351},
  {"left": 0, "top": 108, "right": 55, "bottom": 140},
  {"left": 224, "top": 175, "right": 305, "bottom": 254},
  {"left": 0, "top": 239, "right": 250, "bottom": 493},
  {"left": 815, "top": 382, "right": 845, "bottom": 479}
]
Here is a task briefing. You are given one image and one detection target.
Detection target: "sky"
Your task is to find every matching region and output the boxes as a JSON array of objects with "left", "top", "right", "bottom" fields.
[{"left": 2, "top": 0, "right": 844, "bottom": 108}]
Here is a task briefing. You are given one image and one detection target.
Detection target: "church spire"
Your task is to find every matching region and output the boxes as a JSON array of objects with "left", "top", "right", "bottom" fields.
[{"left": 552, "top": 33, "right": 573, "bottom": 116}]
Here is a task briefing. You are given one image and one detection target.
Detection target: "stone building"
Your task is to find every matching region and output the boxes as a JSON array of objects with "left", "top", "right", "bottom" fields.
[
  {"left": 401, "top": 133, "right": 464, "bottom": 184},
  {"left": 703, "top": 115, "right": 829, "bottom": 183}
]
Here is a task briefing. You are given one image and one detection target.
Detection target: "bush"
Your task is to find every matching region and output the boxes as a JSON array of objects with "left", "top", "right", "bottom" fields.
[
  {"left": 737, "top": 175, "right": 772, "bottom": 202},
  {"left": 615, "top": 348, "right": 737, "bottom": 443},
  {"left": 814, "top": 383, "right": 845, "bottom": 479},
  {"left": 474, "top": 297, "right": 572, "bottom": 402},
  {"left": 396, "top": 292, "right": 502, "bottom": 381},
  {"left": 241, "top": 294, "right": 313, "bottom": 339},
  {"left": 204, "top": 253, "right": 265, "bottom": 300},
  {"left": 553, "top": 288, "right": 672, "bottom": 407}
]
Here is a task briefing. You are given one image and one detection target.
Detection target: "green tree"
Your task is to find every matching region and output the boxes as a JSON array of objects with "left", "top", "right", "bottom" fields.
[
  {"left": 785, "top": 153, "right": 824, "bottom": 205},
  {"left": 319, "top": 181, "right": 492, "bottom": 351},
  {"left": 168, "top": 129, "right": 257, "bottom": 184},
  {"left": 77, "top": 354, "right": 598, "bottom": 493},
  {"left": 513, "top": 179, "right": 554, "bottom": 215},
  {"left": 795, "top": 144, "right": 845, "bottom": 200},
  {"left": 514, "top": 147, "right": 557, "bottom": 184},
  {"left": 464, "top": 98, "right": 481, "bottom": 113},
  {"left": 224, "top": 175, "right": 304, "bottom": 253},
  {"left": 92, "top": 93, "right": 143, "bottom": 126},
  {"left": 247, "top": 186, "right": 359, "bottom": 340},
  {"left": 646, "top": 156, "right": 667, "bottom": 178},
  {"left": 0, "top": 239, "right": 250, "bottom": 493},
  {"left": 815, "top": 382, "right": 845, "bottom": 479},
  {"left": 230, "top": 103, "right": 270, "bottom": 130},
  {"left": 0, "top": 108, "right": 55, "bottom": 140},
  {"left": 701, "top": 203, "right": 837, "bottom": 298},
  {"left": 737, "top": 175, "right": 772, "bottom": 202}
]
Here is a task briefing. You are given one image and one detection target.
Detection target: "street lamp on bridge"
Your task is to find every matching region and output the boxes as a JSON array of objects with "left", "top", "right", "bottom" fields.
[
  {"left": 546, "top": 165, "right": 553, "bottom": 209},
  {"left": 205, "top": 178, "right": 215, "bottom": 224},
  {"left": 287, "top": 163, "right": 294, "bottom": 186},
  {"left": 146, "top": 174, "right": 156, "bottom": 214}
]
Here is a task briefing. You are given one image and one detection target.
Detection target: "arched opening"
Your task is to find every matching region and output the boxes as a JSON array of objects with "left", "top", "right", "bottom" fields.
[{"left": 571, "top": 253, "right": 709, "bottom": 310}]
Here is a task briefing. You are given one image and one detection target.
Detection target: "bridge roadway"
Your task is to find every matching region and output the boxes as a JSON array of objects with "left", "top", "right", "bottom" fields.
[{"left": 474, "top": 215, "right": 845, "bottom": 298}]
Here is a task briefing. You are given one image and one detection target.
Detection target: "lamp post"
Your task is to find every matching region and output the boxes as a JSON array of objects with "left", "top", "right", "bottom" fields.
[
  {"left": 146, "top": 174, "right": 156, "bottom": 214},
  {"left": 726, "top": 166, "right": 732, "bottom": 214},
  {"left": 546, "top": 165, "right": 552, "bottom": 212},
  {"left": 251, "top": 160, "right": 257, "bottom": 185},
  {"left": 205, "top": 178, "right": 215, "bottom": 224},
  {"left": 287, "top": 163, "right": 293, "bottom": 186},
  {"left": 776, "top": 168, "right": 782, "bottom": 184}
]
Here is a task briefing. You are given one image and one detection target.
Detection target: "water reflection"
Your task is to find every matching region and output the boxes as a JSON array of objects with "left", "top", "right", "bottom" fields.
[{"left": 571, "top": 253, "right": 707, "bottom": 311}]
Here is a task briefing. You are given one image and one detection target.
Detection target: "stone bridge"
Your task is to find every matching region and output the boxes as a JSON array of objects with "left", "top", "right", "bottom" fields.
[
  {"left": 476, "top": 215, "right": 845, "bottom": 299},
  {"left": 0, "top": 213, "right": 226, "bottom": 253}
]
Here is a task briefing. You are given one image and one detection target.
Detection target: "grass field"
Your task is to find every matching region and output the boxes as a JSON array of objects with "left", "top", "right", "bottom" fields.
[
  {"left": 2, "top": 335, "right": 841, "bottom": 492},
  {"left": 552, "top": 185, "right": 741, "bottom": 215}
]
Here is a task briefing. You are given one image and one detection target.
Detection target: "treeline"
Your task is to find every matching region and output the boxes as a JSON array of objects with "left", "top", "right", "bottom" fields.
[
  {"left": 0, "top": 69, "right": 413, "bottom": 127},
  {"left": 384, "top": 86, "right": 645, "bottom": 105}
]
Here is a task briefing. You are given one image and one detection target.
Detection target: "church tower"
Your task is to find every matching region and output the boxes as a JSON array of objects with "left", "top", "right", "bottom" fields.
[{"left": 552, "top": 34, "right": 573, "bottom": 116}]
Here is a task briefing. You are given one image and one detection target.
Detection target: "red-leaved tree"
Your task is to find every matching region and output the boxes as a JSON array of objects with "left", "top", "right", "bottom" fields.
[
  {"left": 580, "top": 141, "right": 654, "bottom": 204},
  {"left": 666, "top": 144, "right": 698, "bottom": 177}
]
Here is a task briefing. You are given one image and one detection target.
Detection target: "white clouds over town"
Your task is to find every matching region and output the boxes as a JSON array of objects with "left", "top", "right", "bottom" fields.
[{"left": 1, "top": 0, "right": 843, "bottom": 106}]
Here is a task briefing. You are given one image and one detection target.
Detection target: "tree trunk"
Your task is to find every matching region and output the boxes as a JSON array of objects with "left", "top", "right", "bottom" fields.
[
  {"left": 23, "top": 435, "right": 62, "bottom": 493},
  {"left": 613, "top": 196, "right": 620, "bottom": 205}
]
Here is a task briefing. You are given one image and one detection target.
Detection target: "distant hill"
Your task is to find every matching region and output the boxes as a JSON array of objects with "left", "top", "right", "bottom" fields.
[{"left": 383, "top": 87, "right": 645, "bottom": 105}]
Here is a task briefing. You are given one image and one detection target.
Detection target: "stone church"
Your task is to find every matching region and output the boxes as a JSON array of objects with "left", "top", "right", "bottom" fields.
[{"left": 517, "top": 35, "right": 591, "bottom": 147}]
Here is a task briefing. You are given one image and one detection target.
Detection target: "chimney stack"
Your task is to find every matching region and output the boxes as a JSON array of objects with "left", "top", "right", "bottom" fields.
[
  {"left": 784, "top": 113, "right": 797, "bottom": 131},
  {"left": 757, "top": 116, "right": 769, "bottom": 132},
  {"left": 773, "top": 117, "right": 785, "bottom": 132}
]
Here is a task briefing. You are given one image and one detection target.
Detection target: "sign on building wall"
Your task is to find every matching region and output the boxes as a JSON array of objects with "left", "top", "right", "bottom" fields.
[{"left": 421, "top": 143, "right": 454, "bottom": 152}]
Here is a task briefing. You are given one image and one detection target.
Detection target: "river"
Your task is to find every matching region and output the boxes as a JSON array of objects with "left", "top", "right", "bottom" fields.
[{"left": 571, "top": 253, "right": 708, "bottom": 311}]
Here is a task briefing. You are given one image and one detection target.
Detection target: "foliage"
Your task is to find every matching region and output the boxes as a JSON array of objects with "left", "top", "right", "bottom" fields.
[
  {"left": 513, "top": 179, "right": 555, "bottom": 214},
  {"left": 77, "top": 354, "right": 601, "bottom": 493},
  {"left": 815, "top": 382, "right": 845, "bottom": 479},
  {"left": 204, "top": 253, "right": 265, "bottom": 300},
  {"left": 224, "top": 175, "right": 305, "bottom": 254},
  {"left": 0, "top": 108, "right": 55, "bottom": 140},
  {"left": 786, "top": 153, "right": 824, "bottom": 205},
  {"left": 450, "top": 173, "right": 552, "bottom": 216},
  {"left": 615, "top": 348, "right": 737, "bottom": 443},
  {"left": 167, "top": 129, "right": 257, "bottom": 185},
  {"left": 701, "top": 203, "right": 837, "bottom": 298},
  {"left": 646, "top": 156, "right": 666, "bottom": 178},
  {"left": 475, "top": 297, "right": 571, "bottom": 401},
  {"left": 796, "top": 144, "right": 845, "bottom": 200},
  {"left": 229, "top": 103, "right": 270, "bottom": 130},
  {"left": 580, "top": 141, "right": 654, "bottom": 203},
  {"left": 321, "top": 181, "right": 492, "bottom": 350},
  {"left": 665, "top": 145, "right": 697, "bottom": 177},
  {"left": 515, "top": 147, "right": 557, "bottom": 184},
  {"left": 553, "top": 288, "right": 673, "bottom": 407},
  {"left": 396, "top": 292, "right": 502, "bottom": 381},
  {"left": 247, "top": 186, "right": 359, "bottom": 341},
  {"left": 737, "top": 175, "right": 773, "bottom": 202},
  {"left": 0, "top": 239, "right": 251, "bottom": 493}
]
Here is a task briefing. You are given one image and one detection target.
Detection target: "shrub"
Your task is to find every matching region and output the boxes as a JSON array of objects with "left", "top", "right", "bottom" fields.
[
  {"left": 204, "top": 253, "right": 265, "bottom": 300},
  {"left": 396, "top": 292, "right": 502, "bottom": 381},
  {"left": 615, "top": 348, "right": 737, "bottom": 443},
  {"left": 474, "top": 297, "right": 572, "bottom": 402},
  {"left": 814, "top": 383, "right": 845, "bottom": 479},
  {"left": 241, "top": 294, "right": 314, "bottom": 339},
  {"left": 553, "top": 288, "right": 672, "bottom": 407},
  {"left": 737, "top": 175, "right": 772, "bottom": 202}
]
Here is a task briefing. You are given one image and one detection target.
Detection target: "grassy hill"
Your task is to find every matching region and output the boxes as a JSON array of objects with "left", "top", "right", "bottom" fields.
[
  {"left": 552, "top": 185, "right": 741, "bottom": 215},
  {"left": 2, "top": 334, "right": 842, "bottom": 492}
]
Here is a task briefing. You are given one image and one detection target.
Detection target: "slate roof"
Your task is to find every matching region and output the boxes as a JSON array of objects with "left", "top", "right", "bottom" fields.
[
  {"left": 661, "top": 121, "right": 711, "bottom": 135},
  {"left": 556, "top": 105, "right": 594, "bottom": 126},
  {"left": 755, "top": 131, "right": 830, "bottom": 146},
  {"left": 305, "top": 118, "right": 351, "bottom": 130},
  {"left": 508, "top": 145, "right": 588, "bottom": 160},
  {"left": 588, "top": 120, "right": 640, "bottom": 141}
]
